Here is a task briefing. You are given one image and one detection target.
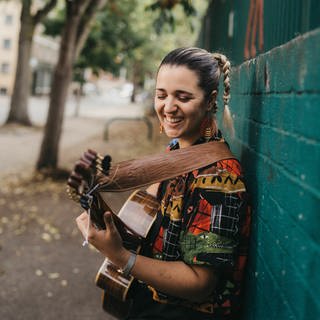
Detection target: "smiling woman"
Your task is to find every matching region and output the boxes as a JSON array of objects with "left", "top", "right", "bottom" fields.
[{"left": 75, "top": 47, "right": 251, "bottom": 320}]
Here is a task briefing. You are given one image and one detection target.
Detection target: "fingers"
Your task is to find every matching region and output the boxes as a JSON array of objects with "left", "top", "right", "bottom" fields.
[
  {"left": 67, "top": 158, "right": 93, "bottom": 194},
  {"left": 76, "top": 211, "right": 97, "bottom": 240},
  {"left": 74, "top": 159, "right": 91, "bottom": 175},
  {"left": 103, "top": 212, "right": 116, "bottom": 233},
  {"left": 67, "top": 171, "right": 82, "bottom": 190},
  {"left": 76, "top": 212, "right": 89, "bottom": 236},
  {"left": 84, "top": 150, "right": 97, "bottom": 161}
]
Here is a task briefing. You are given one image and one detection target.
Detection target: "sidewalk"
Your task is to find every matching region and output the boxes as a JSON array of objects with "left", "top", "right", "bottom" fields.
[{"left": 0, "top": 94, "right": 150, "bottom": 180}]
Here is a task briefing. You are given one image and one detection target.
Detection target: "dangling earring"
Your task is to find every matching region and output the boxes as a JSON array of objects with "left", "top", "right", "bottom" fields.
[
  {"left": 159, "top": 123, "right": 163, "bottom": 134},
  {"left": 200, "top": 114, "right": 215, "bottom": 141}
]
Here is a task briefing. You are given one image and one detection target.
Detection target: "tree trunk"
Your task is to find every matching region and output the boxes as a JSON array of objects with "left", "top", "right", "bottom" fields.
[
  {"left": 6, "top": 5, "right": 34, "bottom": 126},
  {"left": 74, "top": 82, "right": 83, "bottom": 117},
  {"left": 36, "top": 0, "right": 106, "bottom": 171},
  {"left": 130, "top": 61, "right": 141, "bottom": 103},
  {"left": 6, "top": 0, "right": 58, "bottom": 126},
  {"left": 36, "top": 15, "right": 80, "bottom": 170}
]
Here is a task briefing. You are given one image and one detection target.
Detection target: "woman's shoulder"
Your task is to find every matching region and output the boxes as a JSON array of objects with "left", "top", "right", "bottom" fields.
[
  {"left": 216, "top": 158, "right": 243, "bottom": 176},
  {"left": 190, "top": 158, "right": 246, "bottom": 193},
  {"left": 193, "top": 157, "right": 243, "bottom": 177}
]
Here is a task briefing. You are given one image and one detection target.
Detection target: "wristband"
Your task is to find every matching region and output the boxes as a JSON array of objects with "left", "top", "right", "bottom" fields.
[{"left": 121, "top": 252, "right": 137, "bottom": 277}]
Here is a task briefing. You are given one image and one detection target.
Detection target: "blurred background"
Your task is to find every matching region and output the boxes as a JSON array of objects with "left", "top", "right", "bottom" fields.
[{"left": 0, "top": 1, "right": 319, "bottom": 319}]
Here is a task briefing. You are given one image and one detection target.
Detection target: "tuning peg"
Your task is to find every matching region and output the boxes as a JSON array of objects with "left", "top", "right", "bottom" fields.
[
  {"left": 96, "top": 164, "right": 104, "bottom": 172},
  {"left": 66, "top": 186, "right": 81, "bottom": 202},
  {"left": 96, "top": 153, "right": 104, "bottom": 161},
  {"left": 101, "top": 155, "right": 112, "bottom": 172}
]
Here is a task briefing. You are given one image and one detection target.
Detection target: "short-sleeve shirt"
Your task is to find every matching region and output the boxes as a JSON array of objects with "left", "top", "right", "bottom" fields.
[{"left": 147, "top": 137, "right": 251, "bottom": 319}]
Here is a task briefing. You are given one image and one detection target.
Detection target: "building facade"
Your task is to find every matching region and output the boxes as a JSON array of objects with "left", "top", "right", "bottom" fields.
[
  {"left": 0, "top": 1, "right": 21, "bottom": 95},
  {"left": 0, "top": 1, "right": 58, "bottom": 96}
]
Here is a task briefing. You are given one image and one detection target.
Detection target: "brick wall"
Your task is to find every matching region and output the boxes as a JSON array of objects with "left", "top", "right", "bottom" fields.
[{"left": 228, "top": 28, "right": 320, "bottom": 319}]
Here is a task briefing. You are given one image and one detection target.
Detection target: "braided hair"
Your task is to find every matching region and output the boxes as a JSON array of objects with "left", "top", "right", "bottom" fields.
[{"left": 159, "top": 47, "right": 234, "bottom": 136}]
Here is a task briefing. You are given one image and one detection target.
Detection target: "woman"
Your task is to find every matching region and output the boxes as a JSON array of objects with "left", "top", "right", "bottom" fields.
[{"left": 76, "top": 47, "right": 250, "bottom": 319}]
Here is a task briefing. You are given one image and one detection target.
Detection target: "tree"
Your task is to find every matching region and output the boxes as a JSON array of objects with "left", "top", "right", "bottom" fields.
[
  {"left": 36, "top": 0, "right": 206, "bottom": 171},
  {"left": 6, "top": 0, "right": 58, "bottom": 126},
  {"left": 146, "top": 0, "right": 196, "bottom": 34},
  {"left": 37, "top": 0, "right": 107, "bottom": 170}
]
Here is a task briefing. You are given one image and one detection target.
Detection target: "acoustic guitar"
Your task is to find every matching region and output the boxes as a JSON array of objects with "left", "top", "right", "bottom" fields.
[
  {"left": 95, "top": 190, "right": 160, "bottom": 318},
  {"left": 67, "top": 142, "right": 234, "bottom": 318},
  {"left": 67, "top": 150, "right": 160, "bottom": 319}
]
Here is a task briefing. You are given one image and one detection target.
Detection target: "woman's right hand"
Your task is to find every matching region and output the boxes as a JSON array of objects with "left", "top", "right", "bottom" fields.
[{"left": 75, "top": 211, "right": 130, "bottom": 268}]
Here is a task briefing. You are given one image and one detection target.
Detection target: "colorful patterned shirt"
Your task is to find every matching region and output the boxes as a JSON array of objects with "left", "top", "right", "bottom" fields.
[{"left": 148, "top": 136, "right": 251, "bottom": 319}]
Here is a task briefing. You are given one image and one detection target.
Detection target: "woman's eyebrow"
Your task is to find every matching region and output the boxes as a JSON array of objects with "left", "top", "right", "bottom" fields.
[
  {"left": 176, "top": 90, "right": 194, "bottom": 96},
  {"left": 155, "top": 88, "right": 195, "bottom": 97}
]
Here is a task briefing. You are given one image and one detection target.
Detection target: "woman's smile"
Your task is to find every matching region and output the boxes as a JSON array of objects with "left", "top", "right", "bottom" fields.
[{"left": 164, "top": 116, "right": 183, "bottom": 124}]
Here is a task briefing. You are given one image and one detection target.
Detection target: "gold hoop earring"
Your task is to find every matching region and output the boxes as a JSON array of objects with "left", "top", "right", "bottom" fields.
[{"left": 159, "top": 123, "right": 163, "bottom": 134}]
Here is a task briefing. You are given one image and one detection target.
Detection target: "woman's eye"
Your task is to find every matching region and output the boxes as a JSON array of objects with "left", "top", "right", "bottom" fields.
[
  {"left": 178, "top": 96, "right": 191, "bottom": 102},
  {"left": 157, "top": 95, "right": 166, "bottom": 100}
]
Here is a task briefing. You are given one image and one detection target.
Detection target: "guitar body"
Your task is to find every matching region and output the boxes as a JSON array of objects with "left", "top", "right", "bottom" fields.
[{"left": 95, "top": 189, "right": 160, "bottom": 319}]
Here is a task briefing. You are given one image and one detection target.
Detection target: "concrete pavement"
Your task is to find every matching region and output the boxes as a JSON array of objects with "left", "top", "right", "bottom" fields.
[{"left": 0, "top": 93, "right": 147, "bottom": 179}]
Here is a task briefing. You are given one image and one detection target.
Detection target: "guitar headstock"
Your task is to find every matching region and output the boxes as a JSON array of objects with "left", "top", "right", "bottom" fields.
[{"left": 66, "top": 149, "right": 112, "bottom": 204}]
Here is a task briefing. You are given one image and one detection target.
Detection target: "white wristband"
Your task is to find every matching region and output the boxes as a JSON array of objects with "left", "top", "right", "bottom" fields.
[{"left": 121, "top": 252, "right": 137, "bottom": 277}]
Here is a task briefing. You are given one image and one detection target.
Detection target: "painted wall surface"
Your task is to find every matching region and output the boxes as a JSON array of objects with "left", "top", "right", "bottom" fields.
[
  {"left": 198, "top": 0, "right": 320, "bottom": 65},
  {"left": 228, "top": 28, "right": 320, "bottom": 319}
]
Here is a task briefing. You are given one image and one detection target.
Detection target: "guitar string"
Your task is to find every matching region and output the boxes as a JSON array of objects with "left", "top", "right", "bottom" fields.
[
  {"left": 99, "top": 164, "right": 121, "bottom": 190},
  {"left": 82, "top": 207, "right": 91, "bottom": 246}
]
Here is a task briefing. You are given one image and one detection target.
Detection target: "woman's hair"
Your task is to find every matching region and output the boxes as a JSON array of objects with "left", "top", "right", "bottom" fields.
[{"left": 159, "top": 47, "right": 234, "bottom": 136}]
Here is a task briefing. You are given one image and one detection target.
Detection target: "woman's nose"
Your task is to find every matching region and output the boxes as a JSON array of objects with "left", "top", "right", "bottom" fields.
[{"left": 164, "top": 97, "right": 178, "bottom": 113}]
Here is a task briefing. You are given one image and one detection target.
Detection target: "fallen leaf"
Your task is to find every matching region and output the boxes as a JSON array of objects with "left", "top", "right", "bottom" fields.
[
  {"left": 41, "top": 233, "right": 52, "bottom": 242},
  {"left": 1, "top": 217, "right": 8, "bottom": 224},
  {"left": 35, "top": 269, "right": 43, "bottom": 276},
  {"left": 48, "top": 273, "right": 60, "bottom": 279},
  {"left": 61, "top": 280, "right": 68, "bottom": 286},
  {"left": 72, "top": 268, "right": 79, "bottom": 274}
]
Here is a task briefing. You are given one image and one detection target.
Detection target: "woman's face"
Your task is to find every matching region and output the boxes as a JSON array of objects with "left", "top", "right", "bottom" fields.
[{"left": 154, "top": 65, "right": 209, "bottom": 148}]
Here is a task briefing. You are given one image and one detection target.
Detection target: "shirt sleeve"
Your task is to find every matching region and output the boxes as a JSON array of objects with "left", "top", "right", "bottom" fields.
[{"left": 179, "top": 160, "right": 247, "bottom": 268}]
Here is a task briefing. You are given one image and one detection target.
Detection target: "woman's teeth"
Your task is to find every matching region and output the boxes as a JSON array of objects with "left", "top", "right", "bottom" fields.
[{"left": 166, "top": 117, "right": 181, "bottom": 123}]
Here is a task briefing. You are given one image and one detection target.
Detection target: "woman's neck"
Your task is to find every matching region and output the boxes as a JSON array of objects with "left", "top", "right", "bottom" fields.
[{"left": 178, "top": 136, "right": 200, "bottom": 148}]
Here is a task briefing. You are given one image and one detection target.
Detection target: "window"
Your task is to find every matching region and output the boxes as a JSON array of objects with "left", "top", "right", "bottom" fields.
[
  {"left": 3, "top": 39, "right": 11, "bottom": 49},
  {"left": 4, "top": 15, "right": 13, "bottom": 25},
  {"left": 1, "top": 63, "right": 10, "bottom": 74},
  {"left": 0, "top": 87, "right": 7, "bottom": 95}
]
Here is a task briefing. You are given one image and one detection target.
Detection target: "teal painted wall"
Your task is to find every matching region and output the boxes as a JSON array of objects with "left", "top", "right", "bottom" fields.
[
  {"left": 198, "top": 0, "right": 320, "bottom": 65},
  {"left": 227, "top": 28, "right": 320, "bottom": 319}
]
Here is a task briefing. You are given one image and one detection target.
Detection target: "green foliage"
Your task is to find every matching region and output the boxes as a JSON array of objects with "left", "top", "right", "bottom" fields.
[
  {"left": 146, "top": 0, "right": 196, "bottom": 34},
  {"left": 42, "top": 8, "right": 65, "bottom": 37},
  {"left": 42, "top": 0, "right": 207, "bottom": 84},
  {"left": 75, "top": 0, "right": 145, "bottom": 75}
]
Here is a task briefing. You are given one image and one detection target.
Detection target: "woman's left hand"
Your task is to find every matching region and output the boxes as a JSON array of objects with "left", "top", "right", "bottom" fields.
[{"left": 76, "top": 211, "right": 127, "bottom": 265}]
